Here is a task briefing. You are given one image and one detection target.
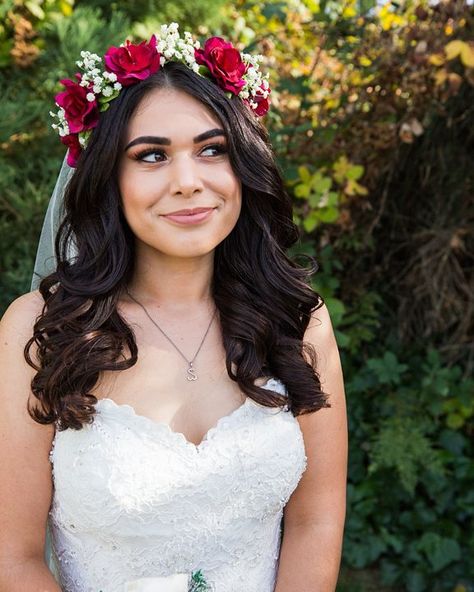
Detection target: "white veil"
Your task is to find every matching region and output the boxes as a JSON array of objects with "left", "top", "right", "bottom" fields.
[{"left": 31, "top": 153, "right": 75, "bottom": 291}]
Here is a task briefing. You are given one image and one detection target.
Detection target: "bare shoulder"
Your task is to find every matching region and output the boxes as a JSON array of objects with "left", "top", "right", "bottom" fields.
[
  {"left": 304, "top": 302, "right": 336, "bottom": 345},
  {"left": 283, "top": 301, "right": 347, "bottom": 530},
  {"left": 1, "top": 289, "right": 45, "bottom": 333},
  {"left": 298, "top": 300, "right": 347, "bottom": 481},
  {"left": 0, "top": 288, "right": 50, "bottom": 433},
  {"left": 0, "top": 290, "right": 55, "bottom": 560},
  {"left": 0, "top": 288, "right": 49, "bottom": 423},
  {"left": 302, "top": 302, "right": 340, "bottom": 377}
]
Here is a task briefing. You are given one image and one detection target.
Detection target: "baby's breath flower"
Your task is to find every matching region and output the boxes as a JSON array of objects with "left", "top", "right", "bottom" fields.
[{"left": 51, "top": 22, "right": 270, "bottom": 167}]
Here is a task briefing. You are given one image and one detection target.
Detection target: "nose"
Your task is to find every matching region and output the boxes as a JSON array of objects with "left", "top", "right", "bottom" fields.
[{"left": 169, "top": 154, "right": 204, "bottom": 198}]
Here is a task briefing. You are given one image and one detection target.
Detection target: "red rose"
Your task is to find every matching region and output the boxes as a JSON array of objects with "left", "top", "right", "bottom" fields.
[
  {"left": 195, "top": 37, "right": 247, "bottom": 95},
  {"left": 104, "top": 34, "right": 161, "bottom": 86},
  {"left": 55, "top": 75, "right": 99, "bottom": 135},
  {"left": 60, "top": 133, "right": 82, "bottom": 168},
  {"left": 251, "top": 84, "right": 271, "bottom": 116}
]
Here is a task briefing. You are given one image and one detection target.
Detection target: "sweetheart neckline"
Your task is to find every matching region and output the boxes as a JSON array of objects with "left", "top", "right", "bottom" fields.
[
  {"left": 95, "top": 396, "right": 253, "bottom": 453},
  {"left": 94, "top": 377, "right": 284, "bottom": 454}
]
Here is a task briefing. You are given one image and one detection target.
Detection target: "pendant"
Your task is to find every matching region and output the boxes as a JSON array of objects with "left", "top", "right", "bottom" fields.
[{"left": 186, "top": 361, "right": 198, "bottom": 381}]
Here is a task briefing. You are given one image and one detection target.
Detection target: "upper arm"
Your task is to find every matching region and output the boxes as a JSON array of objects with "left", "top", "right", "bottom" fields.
[
  {"left": 284, "top": 303, "right": 348, "bottom": 530},
  {"left": 0, "top": 291, "right": 55, "bottom": 563}
]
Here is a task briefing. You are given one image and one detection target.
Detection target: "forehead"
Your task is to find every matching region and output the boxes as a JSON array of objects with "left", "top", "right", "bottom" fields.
[{"left": 125, "top": 88, "right": 221, "bottom": 142}]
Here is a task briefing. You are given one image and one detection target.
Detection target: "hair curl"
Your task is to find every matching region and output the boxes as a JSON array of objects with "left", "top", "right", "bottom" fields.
[{"left": 25, "top": 62, "right": 329, "bottom": 430}]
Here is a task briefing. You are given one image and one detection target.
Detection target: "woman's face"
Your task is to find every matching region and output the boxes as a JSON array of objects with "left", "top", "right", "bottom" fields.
[{"left": 118, "top": 87, "right": 242, "bottom": 261}]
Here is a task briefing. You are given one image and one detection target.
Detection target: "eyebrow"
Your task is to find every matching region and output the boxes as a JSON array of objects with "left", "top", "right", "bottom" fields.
[{"left": 124, "top": 128, "right": 225, "bottom": 151}]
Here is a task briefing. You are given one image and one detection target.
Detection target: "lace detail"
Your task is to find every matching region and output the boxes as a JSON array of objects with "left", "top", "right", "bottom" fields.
[{"left": 48, "top": 378, "right": 307, "bottom": 592}]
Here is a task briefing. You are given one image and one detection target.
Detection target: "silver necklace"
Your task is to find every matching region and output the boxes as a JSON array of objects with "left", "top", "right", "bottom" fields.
[{"left": 125, "top": 287, "right": 217, "bottom": 381}]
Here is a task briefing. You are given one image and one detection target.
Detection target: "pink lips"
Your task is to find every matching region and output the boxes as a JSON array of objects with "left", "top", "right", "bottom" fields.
[{"left": 162, "top": 207, "right": 216, "bottom": 225}]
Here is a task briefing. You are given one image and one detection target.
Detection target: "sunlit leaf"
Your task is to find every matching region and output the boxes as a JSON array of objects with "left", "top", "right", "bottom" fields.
[
  {"left": 434, "top": 69, "right": 448, "bottom": 85},
  {"left": 298, "top": 166, "right": 311, "bottom": 183},
  {"left": 342, "top": 4, "right": 357, "bottom": 18},
  {"left": 303, "top": 0, "right": 320, "bottom": 13},
  {"left": 346, "top": 164, "right": 364, "bottom": 181},
  {"left": 359, "top": 55, "right": 372, "bottom": 67},
  {"left": 312, "top": 173, "right": 331, "bottom": 193},
  {"left": 294, "top": 183, "right": 309, "bottom": 198},
  {"left": 333, "top": 155, "right": 351, "bottom": 183},
  {"left": 25, "top": 0, "right": 45, "bottom": 19},
  {"left": 444, "top": 39, "right": 464, "bottom": 60},
  {"left": 460, "top": 42, "right": 474, "bottom": 68},
  {"left": 319, "top": 207, "right": 339, "bottom": 222},
  {"left": 324, "top": 97, "right": 340, "bottom": 110},
  {"left": 60, "top": 0, "right": 75, "bottom": 17},
  {"left": 308, "top": 191, "right": 322, "bottom": 208},
  {"left": 303, "top": 211, "right": 319, "bottom": 232},
  {"left": 429, "top": 53, "right": 445, "bottom": 66},
  {"left": 346, "top": 179, "right": 368, "bottom": 196}
]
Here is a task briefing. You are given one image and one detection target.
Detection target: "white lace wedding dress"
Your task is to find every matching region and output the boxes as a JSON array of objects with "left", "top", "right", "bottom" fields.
[{"left": 47, "top": 377, "right": 307, "bottom": 591}]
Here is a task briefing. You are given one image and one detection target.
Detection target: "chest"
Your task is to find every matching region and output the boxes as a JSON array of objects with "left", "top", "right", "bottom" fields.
[{"left": 90, "top": 318, "right": 256, "bottom": 446}]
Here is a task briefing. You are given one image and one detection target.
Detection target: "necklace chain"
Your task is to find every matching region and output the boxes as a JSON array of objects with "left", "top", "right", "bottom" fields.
[{"left": 125, "top": 287, "right": 217, "bottom": 381}]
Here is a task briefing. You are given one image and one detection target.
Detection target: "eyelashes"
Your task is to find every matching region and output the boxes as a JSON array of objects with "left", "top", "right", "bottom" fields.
[{"left": 134, "top": 143, "right": 228, "bottom": 163}]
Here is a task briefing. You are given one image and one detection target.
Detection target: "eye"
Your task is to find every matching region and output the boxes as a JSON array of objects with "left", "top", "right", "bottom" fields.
[
  {"left": 135, "top": 149, "right": 166, "bottom": 163},
  {"left": 200, "top": 143, "right": 228, "bottom": 157}
]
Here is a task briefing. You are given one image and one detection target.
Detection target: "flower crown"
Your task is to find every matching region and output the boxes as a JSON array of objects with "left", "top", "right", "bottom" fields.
[{"left": 50, "top": 22, "right": 271, "bottom": 167}]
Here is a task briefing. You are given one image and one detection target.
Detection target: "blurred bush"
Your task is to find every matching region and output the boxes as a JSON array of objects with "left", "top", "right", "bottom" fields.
[{"left": 0, "top": 0, "right": 472, "bottom": 590}]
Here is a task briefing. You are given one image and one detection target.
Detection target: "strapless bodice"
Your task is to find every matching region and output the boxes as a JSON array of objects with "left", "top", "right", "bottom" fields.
[{"left": 47, "top": 378, "right": 307, "bottom": 592}]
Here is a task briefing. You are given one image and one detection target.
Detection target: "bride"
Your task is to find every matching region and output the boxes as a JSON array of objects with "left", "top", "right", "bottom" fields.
[{"left": 0, "top": 23, "right": 347, "bottom": 592}]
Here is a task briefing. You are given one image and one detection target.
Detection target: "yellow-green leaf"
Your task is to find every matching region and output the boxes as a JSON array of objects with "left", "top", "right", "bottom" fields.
[
  {"left": 313, "top": 173, "right": 332, "bottom": 193},
  {"left": 303, "top": 212, "right": 319, "bottom": 232},
  {"left": 346, "top": 164, "right": 364, "bottom": 181},
  {"left": 359, "top": 56, "right": 372, "bottom": 67},
  {"left": 460, "top": 43, "right": 474, "bottom": 68},
  {"left": 305, "top": 0, "right": 320, "bottom": 14},
  {"left": 295, "top": 184, "right": 309, "bottom": 198},
  {"left": 298, "top": 166, "right": 311, "bottom": 183},
  {"left": 346, "top": 179, "right": 368, "bottom": 196},
  {"left": 60, "top": 0, "right": 74, "bottom": 16},
  {"left": 25, "top": 0, "right": 45, "bottom": 19},
  {"left": 445, "top": 40, "right": 464, "bottom": 61},
  {"left": 319, "top": 207, "right": 339, "bottom": 223},
  {"left": 333, "top": 155, "right": 350, "bottom": 183},
  {"left": 325, "top": 97, "right": 341, "bottom": 110},
  {"left": 434, "top": 69, "right": 448, "bottom": 86},
  {"left": 429, "top": 53, "right": 445, "bottom": 66},
  {"left": 342, "top": 4, "right": 357, "bottom": 18}
]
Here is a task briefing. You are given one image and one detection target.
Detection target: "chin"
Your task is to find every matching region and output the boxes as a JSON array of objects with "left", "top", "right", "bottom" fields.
[{"left": 154, "top": 245, "right": 218, "bottom": 259}]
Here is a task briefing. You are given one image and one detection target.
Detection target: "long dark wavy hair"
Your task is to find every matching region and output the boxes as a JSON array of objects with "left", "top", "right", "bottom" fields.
[{"left": 25, "top": 61, "right": 329, "bottom": 430}]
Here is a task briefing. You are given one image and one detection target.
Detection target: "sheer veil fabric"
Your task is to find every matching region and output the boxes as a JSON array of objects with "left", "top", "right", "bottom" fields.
[{"left": 31, "top": 154, "right": 74, "bottom": 291}]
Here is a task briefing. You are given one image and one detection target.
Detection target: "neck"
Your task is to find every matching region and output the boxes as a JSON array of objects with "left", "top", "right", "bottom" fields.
[{"left": 126, "top": 243, "right": 215, "bottom": 311}]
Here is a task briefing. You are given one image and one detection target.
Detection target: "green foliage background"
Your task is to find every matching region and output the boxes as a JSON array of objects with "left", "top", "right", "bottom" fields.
[{"left": 0, "top": 1, "right": 473, "bottom": 591}]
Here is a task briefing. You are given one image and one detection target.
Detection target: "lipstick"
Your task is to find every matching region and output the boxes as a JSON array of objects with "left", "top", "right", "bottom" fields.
[{"left": 162, "top": 207, "right": 216, "bottom": 225}]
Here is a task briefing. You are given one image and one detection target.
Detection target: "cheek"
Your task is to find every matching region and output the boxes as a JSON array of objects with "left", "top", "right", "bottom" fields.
[
  {"left": 218, "top": 167, "right": 242, "bottom": 209},
  {"left": 221, "top": 179, "right": 242, "bottom": 228},
  {"left": 230, "top": 193, "right": 242, "bottom": 223},
  {"left": 119, "top": 171, "right": 161, "bottom": 224}
]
